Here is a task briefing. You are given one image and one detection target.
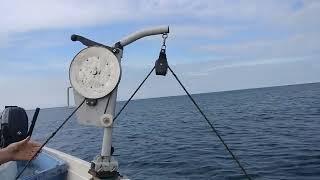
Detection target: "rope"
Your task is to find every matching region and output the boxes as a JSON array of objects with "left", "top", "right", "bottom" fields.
[
  {"left": 113, "top": 66, "right": 155, "bottom": 122},
  {"left": 104, "top": 93, "right": 112, "bottom": 114},
  {"left": 16, "top": 99, "right": 86, "bottom": 179},
  {"left": 168, "top": 66, "right": 251, "bottom": 180}
]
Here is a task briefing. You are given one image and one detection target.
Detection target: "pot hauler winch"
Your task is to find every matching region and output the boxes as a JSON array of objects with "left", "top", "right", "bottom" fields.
[{"left": 69, "top": 26, "right": 170, "bottom": 180}]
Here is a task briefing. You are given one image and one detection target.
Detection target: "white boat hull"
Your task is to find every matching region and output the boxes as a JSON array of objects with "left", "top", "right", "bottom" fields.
[{"left": 44, "top": 147, "right": 92, "bottom": 180}]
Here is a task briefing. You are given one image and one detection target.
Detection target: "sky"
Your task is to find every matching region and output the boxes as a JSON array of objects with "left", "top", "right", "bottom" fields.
[{"left": 0, "top": 0, "right": 319, "bottom": 109}]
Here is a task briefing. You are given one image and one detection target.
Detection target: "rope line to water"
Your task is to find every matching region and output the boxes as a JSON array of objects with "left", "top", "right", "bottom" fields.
[
  {"left": 113, "top": 66, "right": 155, "bottom": 122},
  {"left": 16, "top": 99, "right": 86, "bottom": 179},
  {"left": 168, "top": 66, "right": 251, "bottom": 180},
  {"left": 104, "top": 92, "right": 112, "bottom": 114}
]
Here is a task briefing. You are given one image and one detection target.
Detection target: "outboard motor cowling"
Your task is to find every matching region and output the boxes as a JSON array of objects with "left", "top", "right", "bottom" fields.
[{"left": 0, "top": 106, "right": 28, "bottom": 148}]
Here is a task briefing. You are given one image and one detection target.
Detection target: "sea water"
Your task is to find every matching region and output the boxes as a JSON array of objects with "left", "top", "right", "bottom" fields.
[{"left": 28, "top": 82, "right": 320, "bottom": 180}]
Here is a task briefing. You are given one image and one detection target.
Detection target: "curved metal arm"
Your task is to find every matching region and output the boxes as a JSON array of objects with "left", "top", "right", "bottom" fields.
[{"left": 118, "top": 26, "right": 169, "bottom": 47}]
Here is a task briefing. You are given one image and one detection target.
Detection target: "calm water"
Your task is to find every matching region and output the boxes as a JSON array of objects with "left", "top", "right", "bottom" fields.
[{"left": 27, "top": 83, "right": 320, "bottom": 180}]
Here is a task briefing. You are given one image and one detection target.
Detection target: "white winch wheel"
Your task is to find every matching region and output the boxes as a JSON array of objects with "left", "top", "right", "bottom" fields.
[{"left": 69, "top": 46, "right": 121, "bottom": 99}]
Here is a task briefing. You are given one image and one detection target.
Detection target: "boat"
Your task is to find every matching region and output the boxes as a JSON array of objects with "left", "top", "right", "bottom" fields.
[{"left": 0, "top": 26, "right": 170, "bottom": 180}]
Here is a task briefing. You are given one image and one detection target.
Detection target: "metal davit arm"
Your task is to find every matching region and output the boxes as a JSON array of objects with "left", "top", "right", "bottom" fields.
[{"left": 118, "top": 26, "right": 169, "bottom": 47}]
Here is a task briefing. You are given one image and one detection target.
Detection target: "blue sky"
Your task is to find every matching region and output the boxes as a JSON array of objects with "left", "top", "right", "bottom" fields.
[{"left": 0, "top": 0, "right": 319, "bottom": 109}]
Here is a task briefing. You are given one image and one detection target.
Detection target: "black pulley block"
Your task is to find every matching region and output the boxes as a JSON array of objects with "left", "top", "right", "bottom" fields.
[{"left": 155, "top": 49, "right": 168, "bottom": 76}]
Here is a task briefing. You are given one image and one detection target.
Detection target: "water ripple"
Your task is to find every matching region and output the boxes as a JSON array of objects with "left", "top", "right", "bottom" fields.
[{"left": 28, "top": 83, "right": 320, "bottom": 180}]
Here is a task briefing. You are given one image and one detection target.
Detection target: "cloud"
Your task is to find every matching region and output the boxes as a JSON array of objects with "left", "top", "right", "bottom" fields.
[
  {"left": 171, "top": 25, "right": 232, "bottom": 39},
  {"left": 119, "top": 57, "right": 320, "bottom": 101},
  {"left": 200, "top": 32, "right": 320, "bottom": 59},
  {"left": 0, "top": 60, "right": 69, "bottom": 75},
  {"left": 1, "top": 0, "right": 129, "bottom": 33},
  {"left": 0, "top": 75, "right": 69, "bottom": 109},
  {"left": 0, "top": 0, "right": 319, "bottom": 109},
  {"left": 1, "top": 0, "right": 319, "bottom": 49},
  {"left": 1, "top": 1, "right": 318, "bottom": 35},
  {"left": 185, "top": 1, "right": 320, "bottom": 60},
  {"left": 280, "top": 0, "right": 320, "bottom": 31},
  {"left": 185, "top": 55, "right": 317, "bottom": 77}
]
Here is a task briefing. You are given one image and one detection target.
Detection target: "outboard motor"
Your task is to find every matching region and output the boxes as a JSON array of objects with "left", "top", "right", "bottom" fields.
[{"left": 0, "top": 106, "right": 29, "bottom": 148}]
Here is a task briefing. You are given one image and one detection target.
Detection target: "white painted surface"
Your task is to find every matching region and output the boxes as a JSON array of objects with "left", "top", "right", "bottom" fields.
[
  {"left": 70, "top": 46, "right": 121, "bottom": 99},
  {"left": 0, "top": 161, "right": 17, "bottom": 180},
  {"left": 44, "top": 147, "right": 92, "bottom": 180},
  {"left": 119, "top": 26, "right": 169, "bottom": 47}
]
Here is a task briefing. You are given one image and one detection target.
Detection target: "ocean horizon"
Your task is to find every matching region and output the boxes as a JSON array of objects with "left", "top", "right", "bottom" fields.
[{"left": 27, "top": 82, "right": 320, "bottom": 179}]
